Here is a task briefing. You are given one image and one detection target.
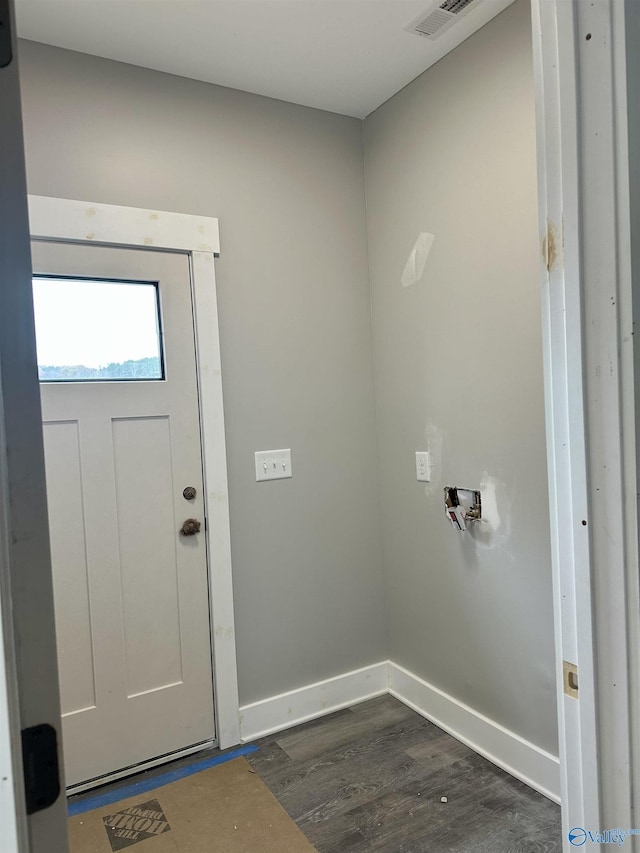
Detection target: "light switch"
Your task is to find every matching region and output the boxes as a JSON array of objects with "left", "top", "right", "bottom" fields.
[
  {"left": 255, "top": 449, "right": 292, "bottom": 482},
  {"left": 415, "top": 451, "right": 431, "bottom": 482}
]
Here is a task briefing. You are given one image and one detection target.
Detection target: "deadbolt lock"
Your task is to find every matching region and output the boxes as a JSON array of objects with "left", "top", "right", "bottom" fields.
[
  {"left": 183, "top": 486, "right": 197, "bottom": 501},
  {"left": 180, "top": 518, "right": 201, "bottom": 536}
]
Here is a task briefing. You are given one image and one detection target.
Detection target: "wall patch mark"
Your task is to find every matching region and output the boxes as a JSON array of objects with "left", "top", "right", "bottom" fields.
[
  {"left": 542, "top": 220, "right": 558, "bottom": 273},
  {"left": 402, "top": 232, "right": 435, "bottom": 287}
]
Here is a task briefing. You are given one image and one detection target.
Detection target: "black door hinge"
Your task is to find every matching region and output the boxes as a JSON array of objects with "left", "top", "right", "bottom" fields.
[
  {"left": 0, "top": 0, "right": 13, "bottom": 69},
  {"left": 21, "top": 724, "right": 61, "bottom": 814}
]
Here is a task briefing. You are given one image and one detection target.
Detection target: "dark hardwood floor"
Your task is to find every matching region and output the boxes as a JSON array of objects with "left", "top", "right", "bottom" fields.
[
  {"left": 247, "top": 695, "right": 562, "bottom": 853},
  {"left": 69, "top": 695, "right": 562, "bottom": 852}
]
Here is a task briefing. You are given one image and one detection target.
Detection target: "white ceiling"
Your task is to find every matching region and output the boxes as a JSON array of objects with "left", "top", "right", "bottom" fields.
[{"left": 15, "top": 0, "right": 516, "bottom": 118}]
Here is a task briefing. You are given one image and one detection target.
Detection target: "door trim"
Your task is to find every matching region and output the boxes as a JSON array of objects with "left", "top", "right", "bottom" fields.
[
  {"left": 28, "top": 195, "right": 241, "bottom": 749},
  {"left": 531, "top": 0, "right": 640, "bottom": 837}
]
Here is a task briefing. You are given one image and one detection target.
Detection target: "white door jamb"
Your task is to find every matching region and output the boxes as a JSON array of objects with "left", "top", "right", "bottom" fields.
[{"left": 532, "top": 0, "right": 640, "bottom": 842}]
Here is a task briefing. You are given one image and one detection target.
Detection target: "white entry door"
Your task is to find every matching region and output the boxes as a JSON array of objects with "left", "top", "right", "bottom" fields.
[{"left": 31, "top": 239, "right": 215, "bottom": 788}]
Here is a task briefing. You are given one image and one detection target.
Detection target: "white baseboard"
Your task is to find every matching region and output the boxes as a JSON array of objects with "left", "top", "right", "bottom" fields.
[
  {"left": 239, "top": 661, "right": 389, "bottom": 742},
  {"left": 239, "top": 659, "right": 561, "bottom": 804},
  {"left": 388, "top": 662, "right": 561, "bottom": 803}
]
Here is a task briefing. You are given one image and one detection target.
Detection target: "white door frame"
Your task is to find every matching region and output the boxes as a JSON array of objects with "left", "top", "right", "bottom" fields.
[
  {"left": 532, "top": 0, "right": 640, "bottom": 844},
  {"left": 28, "top": 195, "right": 241, "bottom": 752}
]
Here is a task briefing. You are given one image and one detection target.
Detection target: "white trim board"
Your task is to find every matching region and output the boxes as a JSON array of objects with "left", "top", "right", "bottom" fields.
[
  {"left": 239, "top": 662, "right": 389, "bottom": 742},
  {"left": 531, "top": 0, "right": 640, "bottom": 833},
  {"left": 28, "top": 196, "right": 220, "bottom": 254},
  {"left": 239, "top": 660, "right": 561, "bottom": 804},
  {"left": 388, "top": 663, "right": 561, "bottom": 804},
  {"left": 26, "top": 195, "right": 240, "bottom": 751}
]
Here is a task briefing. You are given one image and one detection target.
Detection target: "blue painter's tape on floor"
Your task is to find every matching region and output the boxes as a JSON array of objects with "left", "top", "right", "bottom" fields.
[{"left": 67, "top": 744, "right": 260, "bottom": 817}]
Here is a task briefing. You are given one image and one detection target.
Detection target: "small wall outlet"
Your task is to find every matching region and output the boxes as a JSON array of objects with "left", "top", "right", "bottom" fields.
[
  {"left": 255, "top": 449, "right": 292, "bottom": 482},
  {"left": 416, "top": 451, "right": 431, "bottom": 482}
]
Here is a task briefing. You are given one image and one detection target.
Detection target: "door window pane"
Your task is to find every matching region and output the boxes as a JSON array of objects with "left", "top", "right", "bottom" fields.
[{"left": 33, "top": 278, "right": 164, "bottom": 381}]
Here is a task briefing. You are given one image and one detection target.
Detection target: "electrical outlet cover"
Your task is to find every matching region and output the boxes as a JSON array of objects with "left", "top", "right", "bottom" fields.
[
  {"left": 255, "top": 449, "right": 292, "bottom": 482},
  {"left": 415, "top": 451, "right": 431, "bottom": 482}
]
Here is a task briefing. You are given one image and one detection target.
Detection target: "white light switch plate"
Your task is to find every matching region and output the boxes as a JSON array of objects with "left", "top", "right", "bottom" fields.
[
  {"left": 415, "top": 451, "right": 431, "bottom": 482},
  {"left": 255, "top": 449, "right": 292, "bottom": 482}
]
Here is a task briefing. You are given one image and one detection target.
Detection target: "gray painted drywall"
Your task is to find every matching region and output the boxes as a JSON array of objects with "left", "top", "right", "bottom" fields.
[
  {"left": 17, "top": 40, "right": 387, "bottom": 706},
  {"left": 18, "top": 2, "right": 557, "bottom": 756},
  {"left": 363, "top": 0, "right": 557, "bottom": 754}
]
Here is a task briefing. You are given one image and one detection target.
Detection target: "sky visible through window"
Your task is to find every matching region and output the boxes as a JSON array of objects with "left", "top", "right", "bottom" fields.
[{"left": 32, "top": 278, "right": 163, "bottom": 381}]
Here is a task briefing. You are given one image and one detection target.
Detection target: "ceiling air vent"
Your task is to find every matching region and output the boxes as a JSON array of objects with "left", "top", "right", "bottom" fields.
[{"left": 406, "top": 0, "right": 481, "bottom": 40}]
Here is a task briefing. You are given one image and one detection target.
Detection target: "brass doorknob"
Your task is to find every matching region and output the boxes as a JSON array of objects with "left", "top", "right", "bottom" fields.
[{"left": 180, "top": 518, "right": 201, "bottom": 536}]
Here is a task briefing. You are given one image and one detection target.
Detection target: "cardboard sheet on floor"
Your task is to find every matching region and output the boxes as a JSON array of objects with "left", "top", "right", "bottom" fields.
[{"left": 68, "top": 757, "right": 317, "bottom": 853}]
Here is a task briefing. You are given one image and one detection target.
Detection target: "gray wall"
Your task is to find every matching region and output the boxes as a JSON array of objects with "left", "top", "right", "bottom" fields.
[
  {"left": 18, "top": 40, "right": 388, "bottom": 705},
  {"left": 18, "top": 0, "right": 557, "bottom": 757},
  {"left": 363, "top": 0, "right": 557, "bottom": 754}
]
